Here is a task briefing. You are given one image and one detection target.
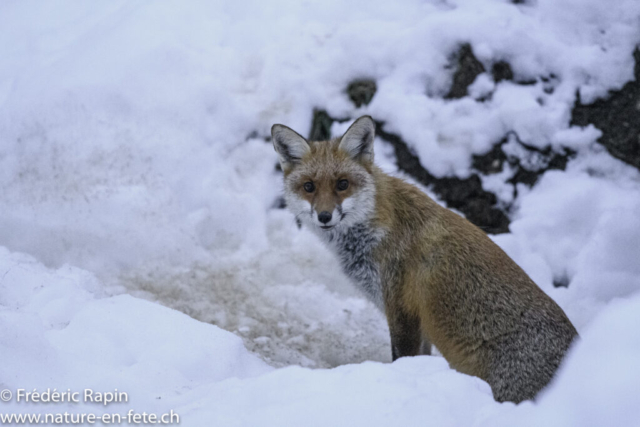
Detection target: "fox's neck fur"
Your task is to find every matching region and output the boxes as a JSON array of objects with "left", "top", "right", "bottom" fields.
[
  {"left": 315, "top": 214, "right": 385, "bottom": 309},
  {"left": 313, "top": 167, "right": 439, "bottom": 310}
]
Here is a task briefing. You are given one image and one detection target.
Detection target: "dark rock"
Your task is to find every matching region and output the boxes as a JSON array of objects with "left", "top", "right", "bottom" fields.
[
  {"left": 308, "top": 109, "right": 353, "bottom": 141},
  {"left": 309, "top": 109, "right": 334, "bottom": 141},
  {"left": 540, "top": 74, "right": 558, "bottom": 95},
  {"left": 445, "top": 44, "right": 486, "bottom": 99},
  {"left": 507, "top": 166, "right": 540, "bottom": 187},
  {"left": 472, "top": 142, "right": 508, "bottom": 174},
  {"left": 516, "top": 79, "right": 538, "bottom": 86},
  {"left": 546, "top": 149, "right": 572, "bottom": 170},
  {"left": 347, "top": 79, "right": 377, "bottom": 108},
  {"left": 553, "top": 274, "right": 570, "bottom": 288},
  {"left": 491, "top": 61, "right": 514, "bottom": 83},
  {"left": 473, "top": 133, "right": 576, "bottom": 196},
  {"left": 571, "top": 48, "right": 640, "bottom": 170},
  {"left": 375, "top": 122, "right": 510, "bottom": 234}
]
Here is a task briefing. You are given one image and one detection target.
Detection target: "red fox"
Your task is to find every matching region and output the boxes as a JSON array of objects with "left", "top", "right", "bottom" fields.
[{"left": 271, "top": 115, "right": 578, "bottom": 403}]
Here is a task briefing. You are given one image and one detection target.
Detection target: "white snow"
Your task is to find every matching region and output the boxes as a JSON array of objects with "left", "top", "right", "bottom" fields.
[
  {"left": 2, "top": 248, "right": 640, "bottom": 425},
  {"left": 1, "top": 0, "right": 640, "bottom": 425}
]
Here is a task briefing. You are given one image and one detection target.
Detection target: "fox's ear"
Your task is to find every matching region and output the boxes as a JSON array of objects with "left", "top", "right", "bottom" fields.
[
  {"left": 271, "top": 124, "right": 311, "bottom": 172},
  {"left": 339, "top": 116, "right": 375, "bottom": 163}
]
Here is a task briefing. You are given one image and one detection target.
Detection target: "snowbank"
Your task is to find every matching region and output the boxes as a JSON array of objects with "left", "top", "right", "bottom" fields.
[
  {"left": 2, "top": 248, "right": 640, "bottom": 426},
  {"left": 0, "top": 248, "right": 271, "bottom": 419}
]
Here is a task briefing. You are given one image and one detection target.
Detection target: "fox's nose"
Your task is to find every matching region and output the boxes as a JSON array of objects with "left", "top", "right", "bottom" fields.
[{"left": 318, "top": 211, "right": 332, "bottom": 224}]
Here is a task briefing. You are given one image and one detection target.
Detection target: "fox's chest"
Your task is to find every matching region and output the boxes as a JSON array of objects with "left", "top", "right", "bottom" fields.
[{"left": 326, "top": 224, "right": 384, "bottom": 310}]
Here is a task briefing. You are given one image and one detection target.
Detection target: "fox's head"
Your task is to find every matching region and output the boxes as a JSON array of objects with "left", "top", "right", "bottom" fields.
[{"left": 271, "top": 115, "right": 377, "bottom": 232}]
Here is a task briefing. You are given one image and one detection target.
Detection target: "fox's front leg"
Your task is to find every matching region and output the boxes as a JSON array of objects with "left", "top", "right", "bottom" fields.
[
  {"left": 420, "top": 338, "right": 432, "bottom": 356},
  {"left": 386, "top": 298, "right": 422, "bottom": 361}
]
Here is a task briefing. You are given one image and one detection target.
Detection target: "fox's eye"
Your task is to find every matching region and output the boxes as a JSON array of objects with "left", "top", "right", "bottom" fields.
[
  {"left": 303, "top": 182, "right": 315, "bottom": 193},
  {"left": 337, "top": 179, "right": 349, "bottom": 191}
]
